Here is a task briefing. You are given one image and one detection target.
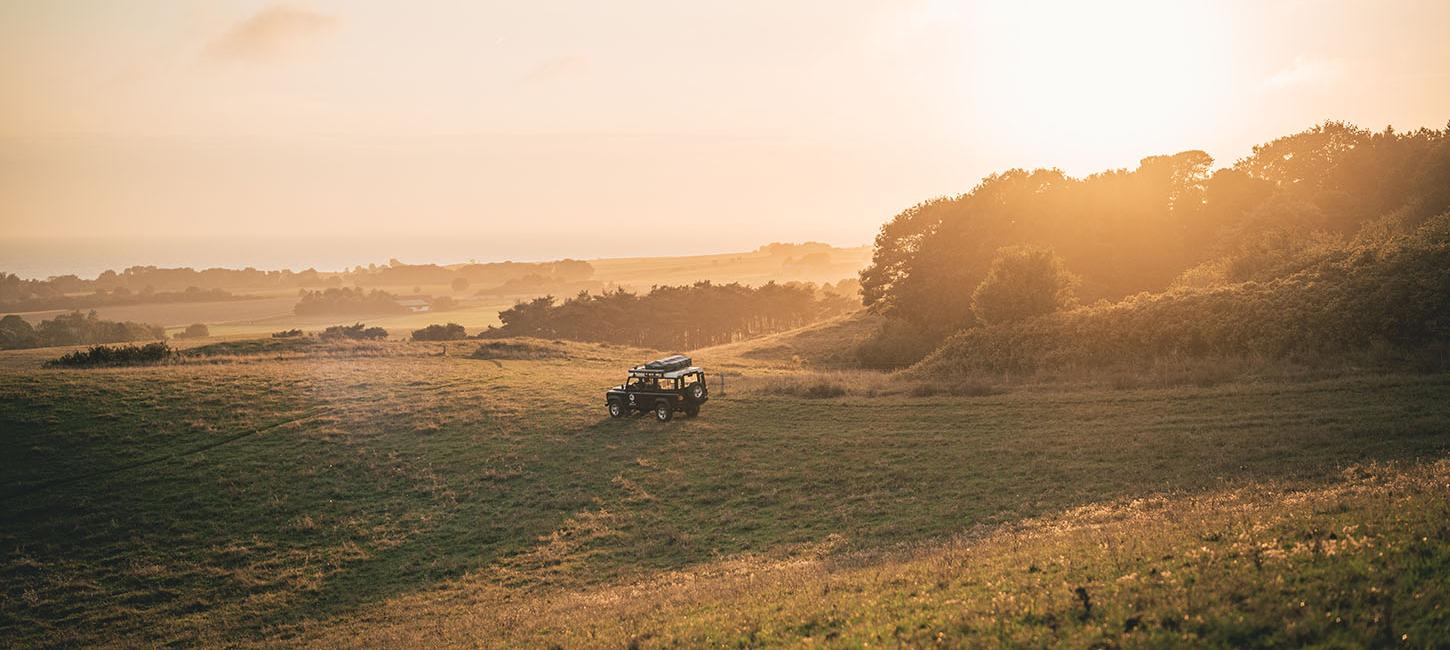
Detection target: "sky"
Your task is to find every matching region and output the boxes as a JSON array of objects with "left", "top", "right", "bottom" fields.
[{"left": 2, "top": 0, "right": 1449, "bottom": 276}]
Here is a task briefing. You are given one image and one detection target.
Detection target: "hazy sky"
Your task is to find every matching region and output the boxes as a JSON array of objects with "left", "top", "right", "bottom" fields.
[{"left": 2, "top": 0, "right": 1449, "bottom": 272}]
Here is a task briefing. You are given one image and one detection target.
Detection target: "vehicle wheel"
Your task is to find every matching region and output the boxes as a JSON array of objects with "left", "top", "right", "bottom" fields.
[
  {"left": 684, "top": 405, "right": 699, "bottom": 418},
  {"left": 689, "top": 384, "right": 705, "bottom": 400},
  {"left": 654, "top": 400, "right": 674, "bottom": 422},
  {"left": 608, "top": 400, "right": 626, "bottom": 418}
]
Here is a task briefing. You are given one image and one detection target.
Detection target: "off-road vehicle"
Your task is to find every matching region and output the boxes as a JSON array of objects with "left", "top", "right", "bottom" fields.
[{"left": 605, "top": 354, "right": 708, "bottom": 421}]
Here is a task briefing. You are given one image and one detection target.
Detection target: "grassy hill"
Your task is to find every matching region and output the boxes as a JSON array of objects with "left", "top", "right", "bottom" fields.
[{"left": 2, "top": 335, "right": 1448, "bottom": 646}]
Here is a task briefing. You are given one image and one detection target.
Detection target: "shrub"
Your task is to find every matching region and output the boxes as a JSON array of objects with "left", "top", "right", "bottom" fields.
[
  {"left": 470, "top": 341, "right": 567, "bottom": 360},
  {"left": 271, "top": 329, "right": 304, "bottom": 338},
  {"left": 321, "top": 323, "right": 389, "bottom": 340},
  {"left": 855, "top": 318, "right": 948, "bottom": 369},
  {"left": 907, "top": 380, "right": 1001, "bottom": 398},
  {"left": 754, "top": 377, "right": 850, "bottom": 399},
  {"left": 47, "top": 342, "right": 174, "bottom": 368},
  {"left": 412, "top": 323, "right": 467, "bottom": 341},
  {"left": 800, "top": 381, "right": 848, "bottom": 399},
  {"left": 970, "top": 246, "right": 1078, "bottom": 326},
  {"left": 175, "top": 323, "right": 210, "bottom": 339},
  {"left": 0, "top": 314, "right": 38, "bottom": 349}
]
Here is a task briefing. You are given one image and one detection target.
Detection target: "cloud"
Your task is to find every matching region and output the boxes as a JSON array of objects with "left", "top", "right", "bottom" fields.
[
  {"left": 206, "top": 5, "right": 339, "bottom": 62},
  {"left": 518, "top": 56, "right": 590, "bottom": 85},
  {"left": 1264, "top": 56, "right": 1342, "bottom": 89}
]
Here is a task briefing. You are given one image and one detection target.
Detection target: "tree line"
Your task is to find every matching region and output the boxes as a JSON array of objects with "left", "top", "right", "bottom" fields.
[
  {"left": 858, "top": 121, "right": 1450, "bottom": 367},
  {"left": 481, "top": 281, "right": 857, "bottom": 350},
  {"left": 294, "top": 288, "right": 412, "bottom": 316},
  {"left": 0, "top": 278, "right": 245, "bottom": 313},
  {"left": 0, "top": 311, "right": 164, "bottom": 350},
  {"left": 1, "top": 259, "right": 596, "bottom": 299}
]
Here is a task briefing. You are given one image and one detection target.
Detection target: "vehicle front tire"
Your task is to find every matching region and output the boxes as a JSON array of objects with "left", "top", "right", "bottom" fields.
[
  {"left": 654, "top": 400, "right": 674, "bottom": 422},
  {"left": 608, "top": 400, "right": 626, "bottom": 418}
]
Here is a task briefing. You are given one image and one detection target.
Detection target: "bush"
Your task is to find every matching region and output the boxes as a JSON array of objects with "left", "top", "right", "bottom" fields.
[
  {"left": 412, "top": 323, "right": 467, "bottom": 341},
  {"left": 970, "top": 246, "right": 1077, "bottom": 326},
  {"left": 321, "top": 323, "right": 389, "bottom": 340},
  {"left": 799, "top": 381, "right": 848, "bottom": 399},
  {"left": 470, "top": 341, "right": 567, "bottom": 360},
  {"left": 271, "top": 329, "right": 304, "bottom": 338},
  {"left": 753, "top": 376, "right": 851, "bottom": 399},
  {"left": 855, "top": 318, "right": 949, "bottom": 369},
  {"left": 47, "top": 342, "right": 174, "bottom": 368},
  {"left": 0, "top": 314, "right": 38, "bottom": 349},
  {"left": 175, "top": 323, "right": 210, "bottom": 339}
]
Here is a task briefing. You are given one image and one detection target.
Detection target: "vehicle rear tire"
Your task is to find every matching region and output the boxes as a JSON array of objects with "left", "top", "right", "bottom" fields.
[
  {"left": 608, "top": 400, "right": 626, "bottom": 418},
  {"left": 684, "top": 405, "right": 699, "bottom": 418},
  {"left": 654, "top": 400, "right": 674, "bottom": 422}
]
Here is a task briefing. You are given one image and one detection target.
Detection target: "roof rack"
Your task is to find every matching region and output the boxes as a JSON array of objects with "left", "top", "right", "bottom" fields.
[
  {"left": 640, "top": 354, "right": 691, "bottom": 372},
  {"left": 628, "top": 354, "right": 694, "bottom": 378}
]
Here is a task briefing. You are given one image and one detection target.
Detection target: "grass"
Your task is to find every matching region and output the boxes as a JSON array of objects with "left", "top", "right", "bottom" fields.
[
  {"left": 294, "top": 461, "right": 1450, "bottom": 648},
  {"left": 1, "top": 341, "right": 1448, "bottom": 646}
]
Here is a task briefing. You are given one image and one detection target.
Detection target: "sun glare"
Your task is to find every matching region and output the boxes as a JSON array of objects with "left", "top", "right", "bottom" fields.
[{"left": 959, "top": 1, "right": 1229, "bottom": 171}]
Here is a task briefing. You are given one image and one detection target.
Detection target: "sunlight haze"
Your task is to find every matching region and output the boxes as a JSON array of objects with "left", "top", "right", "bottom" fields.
[{"left": 3, "top": 0, "right": 1449, "bottom": 273}]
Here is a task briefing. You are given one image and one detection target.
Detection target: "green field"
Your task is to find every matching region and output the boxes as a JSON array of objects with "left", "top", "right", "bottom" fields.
[{"left": 2, "top": 338, "right": 1449, "bottom": 646}]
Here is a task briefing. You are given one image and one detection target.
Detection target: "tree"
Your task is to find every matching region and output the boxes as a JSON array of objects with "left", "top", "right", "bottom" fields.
[
  {"left": 411, "top": 323, "right": 467, "bottom": 341},
  {"left": 970, "top": 247, "right": 1078, "bottom": 326},
  {"left": 0, "top": 314, "right": 37, "bottom": 349},
  {"left": 176, "top": 323, "right": 210, "bottom": 339}
]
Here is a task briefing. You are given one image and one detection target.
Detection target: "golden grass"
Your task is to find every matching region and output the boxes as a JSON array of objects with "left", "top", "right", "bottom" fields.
[
  {"left": 3, "top": 338, "right": 1448, "bottom": 647},
  {"left": 280, "top": 461, "right": 1450, "bottom": 648}
]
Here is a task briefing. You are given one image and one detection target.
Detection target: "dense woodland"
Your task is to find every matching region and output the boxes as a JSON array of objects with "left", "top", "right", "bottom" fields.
[
  {"left": 482, "top": 281, "right": 857, "bottom": 349},
  {"left": 859, "top": 121, "right": 1450, "bottom": 368}
]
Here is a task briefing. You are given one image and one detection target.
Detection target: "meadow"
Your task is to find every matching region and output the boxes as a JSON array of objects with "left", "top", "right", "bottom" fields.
[{"left": 2, "top": 334, "right": 1447, "bottom": 646}]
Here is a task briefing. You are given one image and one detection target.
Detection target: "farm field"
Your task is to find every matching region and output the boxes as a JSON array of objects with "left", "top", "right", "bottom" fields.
[{"left": 2, "top": 337, "right": 1447, "bottom": 646}]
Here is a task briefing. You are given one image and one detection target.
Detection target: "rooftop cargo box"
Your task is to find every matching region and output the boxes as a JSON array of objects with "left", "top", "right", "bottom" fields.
[{"left": 642, "top": 355, "right": 691, "bottom": 372}]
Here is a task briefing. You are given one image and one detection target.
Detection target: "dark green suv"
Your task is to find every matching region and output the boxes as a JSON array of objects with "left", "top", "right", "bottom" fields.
[{"left": 605, "top": 355, "right": 708, "bottom": 421}]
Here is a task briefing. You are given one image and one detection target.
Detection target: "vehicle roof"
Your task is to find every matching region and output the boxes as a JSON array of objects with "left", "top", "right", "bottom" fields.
[{"left": 629, "top": 366, "right": 702, "bottom": 379}]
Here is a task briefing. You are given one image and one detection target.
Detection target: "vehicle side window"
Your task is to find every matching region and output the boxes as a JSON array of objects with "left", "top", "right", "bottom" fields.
[{"left": 681, "top": 374, "right": 698, "bottom": 387}]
